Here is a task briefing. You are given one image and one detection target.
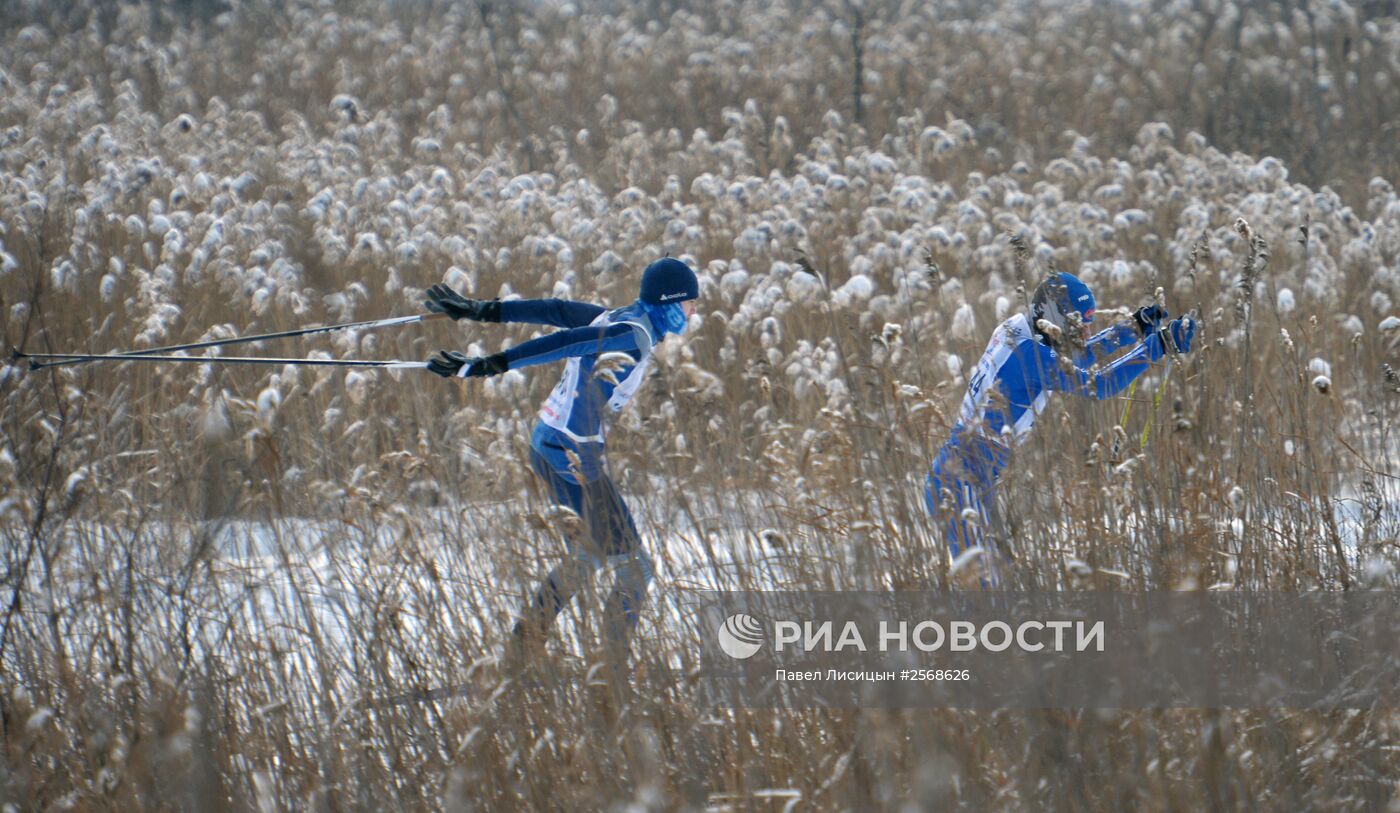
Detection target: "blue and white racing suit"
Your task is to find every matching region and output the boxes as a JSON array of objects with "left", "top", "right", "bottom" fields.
[
  {"left": 493, "top": 298, "right": 664, "bottom": 648},
  {"left": 927, "top": 312, "right": 1169, "bottom": 558}
]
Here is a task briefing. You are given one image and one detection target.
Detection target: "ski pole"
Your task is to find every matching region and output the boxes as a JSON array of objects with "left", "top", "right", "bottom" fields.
[
  {"left": 1119, "top": 316, "right": 1170, "bottom": 444},
  {"left": 12, "top": 348, "right": 428, "bottom": 371},
  {"left": 1139, "top": 308, "right": 1198, "bottom": 447},
  {"left": 1126, "top": 323, "right": 1176, "bottom": 449},
  {"left": 1139, "top": 363, "right": 1171, "bottom": 449},
  {"left": 1120, "top": 309, "right": 1197, "bottom": 448},
  {"left": 27, "top": 312, "right": 450, "bottom": 371}
]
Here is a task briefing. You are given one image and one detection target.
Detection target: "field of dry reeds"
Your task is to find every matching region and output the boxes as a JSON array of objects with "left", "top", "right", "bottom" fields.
[{"left": 2, "top": 0, "right": 1399, "bottom": 809}]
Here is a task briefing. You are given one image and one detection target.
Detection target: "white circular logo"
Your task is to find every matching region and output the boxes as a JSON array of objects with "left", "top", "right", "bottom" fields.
[{"left": 717, "top": 613, "right": 765, "bottom": 659}]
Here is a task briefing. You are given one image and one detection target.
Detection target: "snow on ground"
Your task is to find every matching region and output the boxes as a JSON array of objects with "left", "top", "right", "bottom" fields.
[
  {"left": 19, "top": 466, "right": 1394, "bottom": 703},
  {"left": 11, "top": 491, "right": 818, "bottom": 698}
]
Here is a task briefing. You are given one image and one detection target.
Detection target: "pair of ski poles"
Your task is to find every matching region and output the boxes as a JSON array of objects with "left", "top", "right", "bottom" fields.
[
  {"left": 1118, "top": 308, "right": 1199, "bottom": 449},
  {"left": 11, "top": 312, "right": 451, "bottom": 372}
]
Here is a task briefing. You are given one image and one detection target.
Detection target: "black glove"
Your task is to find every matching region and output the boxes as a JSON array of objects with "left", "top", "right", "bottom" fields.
[
  {"left": 427, "top": 350, "right": 473, "bottom": 377},
  {"left": 1132, "top": 304, "right": 1168, "bottom": 336},
  {"left": 424, "top": 284, "right": 500, "bottom": 322},
  {"left": 427, "top": 350, "right": 509, "bottom": 378}
]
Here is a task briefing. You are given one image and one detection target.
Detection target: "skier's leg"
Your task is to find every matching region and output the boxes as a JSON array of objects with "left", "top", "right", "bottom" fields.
[
  {"left": 925, "top": 442, "right": 983, "bottom": 557},
  {"left": 957, "top": 480, "right": 1000, "bottom": 585},
  {"left": 516, "top": 551, "right": 605, "bottom": 637},
  {"left": 603, "top": 549, "right": 654, "bottom": 654},
  {"left": 568, "top": 471, "right": 651, "bottom": 656},
  {"left": 965, "top": 445, "right": 1008, "bottom": 585},
  {"left": 925, "top": 471, "right": 959, "bottom": 556},
  {"left": 957, "top": 481, "right": 987, "bottom": 550},
  {"left": 512, "top": 445, "right": 605, "bottom": 641},
  {"left": 979, "top": 481, "right": 1011, "bottom": 557}
]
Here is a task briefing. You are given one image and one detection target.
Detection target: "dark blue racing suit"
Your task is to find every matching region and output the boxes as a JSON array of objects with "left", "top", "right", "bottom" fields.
[{"left": 494, "top": 298, "right": 667, "bottom": 649}]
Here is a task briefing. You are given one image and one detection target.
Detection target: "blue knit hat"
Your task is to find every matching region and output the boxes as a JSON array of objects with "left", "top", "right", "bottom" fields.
[{"left": 639, "top": 258, "right": 699, "bottom": 304}]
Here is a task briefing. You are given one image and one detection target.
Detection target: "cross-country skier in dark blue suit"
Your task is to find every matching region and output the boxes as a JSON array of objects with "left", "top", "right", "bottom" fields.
[
  {"left": 927, "top": 271, "right": 1196, "bottom": 580},
  {"left": 423, "top": 258, "right": 699, "bottom": 660}
]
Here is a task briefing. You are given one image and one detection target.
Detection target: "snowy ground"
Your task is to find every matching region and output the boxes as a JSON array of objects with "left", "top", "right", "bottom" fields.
[
  {"left": 8, "top": 491, "right": 813, "bottom": 697},
  {"left": 15, "top": 467, "right": 1394, "bottom": 708}
]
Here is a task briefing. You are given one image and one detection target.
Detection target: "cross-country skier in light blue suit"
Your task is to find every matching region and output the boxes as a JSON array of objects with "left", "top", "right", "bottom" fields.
[
  {"left": 423, "top": 258, "right": 700, "bottom": 660},
  {"left": 927, "top": 271, "right": 1196, "bottom": 575}
]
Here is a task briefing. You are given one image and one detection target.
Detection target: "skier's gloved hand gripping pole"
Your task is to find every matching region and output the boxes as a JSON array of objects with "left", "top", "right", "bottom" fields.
[
  {"left": 423, "top": 283, "right": 501, "bottom": 322},
  {"left": 1132, "top": 304, "right": 1169, "bottom": 337},
  {"left": 421, "top": 283, "right": 511, "bottom": 378},
  {"left": 426, "top": 350, "right": 509, "bottom": 378},
  {"left": 1158, "top": 309, "right": 1199, "bottom": 355},
  {"left": 18, "top": 312, "right": 451, "bottom": 371}
]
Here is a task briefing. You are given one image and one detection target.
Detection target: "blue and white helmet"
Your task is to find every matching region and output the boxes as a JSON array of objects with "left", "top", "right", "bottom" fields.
[{"left": 1031, "top": 271, "right": 1096, "bottom": 342}]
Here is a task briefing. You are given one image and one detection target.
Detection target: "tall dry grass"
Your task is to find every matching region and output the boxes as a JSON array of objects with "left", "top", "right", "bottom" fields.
[{"left": 2, "top": 0, "right": 1399, "bottom": 809}]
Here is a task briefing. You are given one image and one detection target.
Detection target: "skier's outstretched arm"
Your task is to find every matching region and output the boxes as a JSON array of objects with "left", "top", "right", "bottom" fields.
[
  {"left": 498, "top": 321, "right": 646, "bottom": 370},
  {"left": 427, "top": 321, "right": 649, "bottom": 378},
  {"left": 497, "top": 299, "right": 607, "bottom": 328},
  {"left": 1049, "top": 316, "right": 1194, "bottom": 400},
  {"left": 425, "top": 284, "right": 605, "bottom": 327},
  {"left": 1081, "top": 306, "right": 1168, "bottom": 361},
  {"left": 1081, "top": 323, "right": 1139, "bottom": 361},
  {"left": 1053, "top": 340, "right": 1156, "bottom": 400}
]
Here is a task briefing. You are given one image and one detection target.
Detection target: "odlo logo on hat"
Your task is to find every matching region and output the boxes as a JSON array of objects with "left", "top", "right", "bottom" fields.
[{"left": 717, "top": 613, "right": 765, "bottom": 659}]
